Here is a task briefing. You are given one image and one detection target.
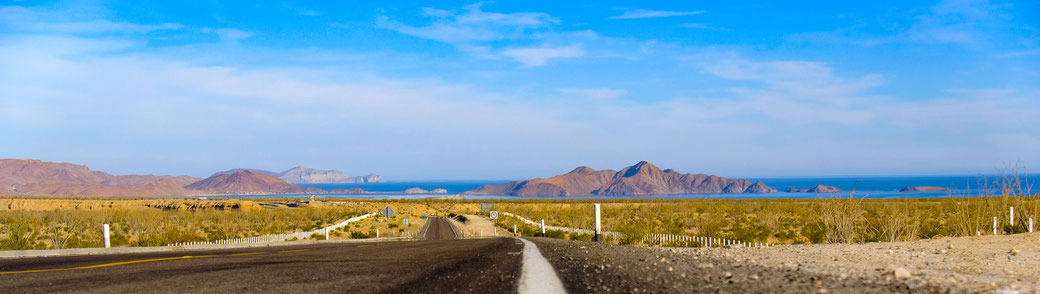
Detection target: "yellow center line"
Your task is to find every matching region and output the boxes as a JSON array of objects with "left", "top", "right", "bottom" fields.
[
  {"left": 356, "top": 244, "right": 371, "bottom": 248},
  {"left": 1, "top": 255, "right": 213, "bottom": 275},
  {"left": 229, "top": 252, "right": 266, "bottom": 256},
  {"left": 277, "top": 249, "right": 308, "bottom": 253}
]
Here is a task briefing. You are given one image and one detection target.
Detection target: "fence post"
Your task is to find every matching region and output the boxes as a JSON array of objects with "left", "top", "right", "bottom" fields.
[
  {"left": 541, "top": 219, "right": 545, "bottom": 235},
  {"left": 514, "top": 224, "right": 517, "bottom": 237},
  {"left": 325, "top": 228, "right": 329, "bottom": 240},
  {"left": 1030, "top": 218, "right": 1035, "bottom": 233},
  {"left": 376, "top": 228, "right": 379, "bottom": 238},
  {"left": 993, "top": 216, "right": 998, "bottom": 235},
  {"left": 1010, "top": 207, "right": 1014, "bottom": 225},
  {"left": 102, "top": 224, "right": 111, "bottom": 248},
  {"left": 594, "top": 203, "right": 602, "bottom": 243}
]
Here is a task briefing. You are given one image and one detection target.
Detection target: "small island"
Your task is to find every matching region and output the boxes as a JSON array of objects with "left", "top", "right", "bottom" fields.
[
  {"left": 786, "top": 184, "right": 843, "bottom": 193},
  {"left": 900, "top": 186, "right": 951, "bottom": 192}
]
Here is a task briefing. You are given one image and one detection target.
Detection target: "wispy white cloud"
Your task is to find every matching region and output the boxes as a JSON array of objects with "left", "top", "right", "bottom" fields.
[
  {"left": 0, "top": 6, "right": 182, "bottom": 34},
  {"left": 788, "top": 0, "right": 1012, "bottom": 47},
  {"left": 208, "top": 28, "right": 255, "bottom": 41},
  {"left": 609, "top": 9, "right": 706, "bottom": 20},
  {"left": 282, "top": 4, "right": 320, "bottom": 17},
  {"left": 502, "top": 46, "right": 584, "bottom": 67},
  {"left": 905, "top": 0, "right": 1002, "bottom": 45},
  {"left": 380, "top": 3, "right": 586, "bottom": 67},
  {"left": 560, "top": 87, "right": 628, "bottom": 100},
  {"left": 693, "top": 52, "right": 1040, "bottom": 132},
  {"left": 1002, "top": 49, "right": 1040, "bottom": 57},
  {"left": 381, "top": 3, "right": 558, "bottom": 43}
]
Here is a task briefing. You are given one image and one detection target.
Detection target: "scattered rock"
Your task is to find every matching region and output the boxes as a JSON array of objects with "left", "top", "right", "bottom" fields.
[{"left": 892, "top": 267, "right": 912, "bottom": 278}]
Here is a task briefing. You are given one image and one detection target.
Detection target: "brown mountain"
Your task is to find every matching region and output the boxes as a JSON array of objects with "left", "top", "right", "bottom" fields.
[
  {"left": 466, "top": 161, "right": 777, "bottom": 196},
  {"left": 186, "top": 170, "right": 323, "bottom": 194},
  {"left": 787, "top": 184, "right": 843, "bottom": 193},
  {"left": 468, "top": 166, "right": 618, "bottom": 197},
  {"left": 0, "top": 159, "right": 199, "bottom": 197}
]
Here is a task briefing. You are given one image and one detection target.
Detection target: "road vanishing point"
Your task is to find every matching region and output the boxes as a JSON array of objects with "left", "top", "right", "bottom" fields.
[{"left": 0, "top": 217, "right": 941, "bottom": 293}]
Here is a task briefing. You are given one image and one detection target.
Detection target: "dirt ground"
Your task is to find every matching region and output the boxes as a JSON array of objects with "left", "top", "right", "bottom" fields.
[
  {"left": 532, "top": 232, "right": 1040, "bottom": 293},
  {"left": 689, "top": 232, "right": 1040, "bottom": 293},
  {"left": 450, "top": 214, "right": 500, "bottom": 238}
]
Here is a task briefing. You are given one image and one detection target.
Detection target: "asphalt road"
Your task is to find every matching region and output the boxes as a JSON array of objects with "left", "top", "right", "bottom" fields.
[
  {"left": 424, "top": 217, "right": 458, "bottom": 240},
  {"left": 1, "top": 222, "right": 936, "bottom": 294},
  {"left": 0, "top": 219, "right": 520, "bottom": 294}
]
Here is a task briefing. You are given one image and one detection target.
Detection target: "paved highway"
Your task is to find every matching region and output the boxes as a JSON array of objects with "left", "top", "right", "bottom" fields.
[
  {"left": 423, "top": 217, "right": 458, "bottom": 240},
  {"left": 0, "top": 218, "right": 922, "bottom": 293},
  {"left": 0, "top": 218, "right": 528, "bottom": 293}
]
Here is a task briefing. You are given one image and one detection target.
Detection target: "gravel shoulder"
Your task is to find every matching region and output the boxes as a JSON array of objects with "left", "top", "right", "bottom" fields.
[
  {"left": 529, "top": 233, "right": 1040, "bottom": 294},
  {"left": 714, "top": 232, "right": 1040, "bottom": 293}
]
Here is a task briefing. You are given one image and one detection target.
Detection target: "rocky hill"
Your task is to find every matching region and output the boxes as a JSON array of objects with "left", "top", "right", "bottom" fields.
[
  {"left": 210, "top": 168, "right": 280, "bottom": 177},
  {"left": 466, "top": 161, "right": 777, "bottom": 196},
  {"left": 212, "top": 167, "right": 382, "bottom": 184},
  {"left": 186, "top": 170, "right": 323, "bottom": 194},
  {"left": 279, "top": 166, "right": 381, "bottom": 184},
  {"left": 0, "top": 159, "right": 199, "bottom": 197}
]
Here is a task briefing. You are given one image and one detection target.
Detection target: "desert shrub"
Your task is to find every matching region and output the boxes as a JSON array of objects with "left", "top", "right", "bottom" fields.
[{"left": 568, "top": 233, "right": 593, "bottom": 242}]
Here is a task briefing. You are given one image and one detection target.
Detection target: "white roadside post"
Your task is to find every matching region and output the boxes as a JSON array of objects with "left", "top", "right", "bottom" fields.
[
  {"left": 594, "top": 203, "right": 602, "bottom": 243},
  {"left": 993, "top": 216, "right": 998, "bottom": 235},
  {"left": 325, "top": 228, "right": 329, "bottom": 240},
  {"left": 514, "top": 224, "right": 518, "bottom": 237},
  {"left": 1010, "top": 207, "right": 1014, "bottom": 226},
  {"left": 1031, "top": 218, "right": 1035, "bottom": 233},
  {"left": 376, "top": 229, "right": 380, "bottom": 238},
  {"left": 541, "top": 219, "right": 546, "bottom": 235},
  {"left": 102, "top": 224, "right": 111, "bottom": 248}
]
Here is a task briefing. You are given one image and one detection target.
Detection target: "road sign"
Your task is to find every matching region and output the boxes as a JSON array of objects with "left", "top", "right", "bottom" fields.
[
  {"left": 382, "top": 207, "right": 394, "bottom": 218},
  {"left": 489, "top": 211, "right": 498, "bottom": 220},
  {"left": 480, "top": 203, "right": 496, "bottom": 212},
  {"left": 403, "top": 218, "right": 409, "bottom": 225}
]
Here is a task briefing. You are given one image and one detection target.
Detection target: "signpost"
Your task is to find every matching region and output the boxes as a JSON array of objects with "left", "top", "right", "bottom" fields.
[
  {"left": 480, "top": 203, "right": 496, "bottom": 212},
  {"left": 594, "top": 204, "right": 602, "bottom": 242},
  {"left": 489, "top": 211, "right": 499, "bottom": 220}
]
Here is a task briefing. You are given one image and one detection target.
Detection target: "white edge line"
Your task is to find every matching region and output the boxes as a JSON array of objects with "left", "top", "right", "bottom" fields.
[{"left": 516, "top": 237, "right": 567, "bottom": 294}]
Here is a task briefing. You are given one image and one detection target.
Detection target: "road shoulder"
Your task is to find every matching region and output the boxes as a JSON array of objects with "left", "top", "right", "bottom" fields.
[{"left": 528, "top": 237, "right": 947, "bottom": 293}]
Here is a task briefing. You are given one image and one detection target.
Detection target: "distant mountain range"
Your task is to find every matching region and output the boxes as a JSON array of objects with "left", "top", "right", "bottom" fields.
[
  {"left": 0, "top": 159, "right": 379, "bottom": 197},
  {"left": 4, "top": 158, "right": 903, "bottom": 198},
  {"left": 0, "top": 159, "right": 200, "bottom": 197},
  {"left": 466, "top": 161, "right": 778, "bottom": 196},
  {"left": 212, "top": 167, "right": 382, "bottom": 184}
]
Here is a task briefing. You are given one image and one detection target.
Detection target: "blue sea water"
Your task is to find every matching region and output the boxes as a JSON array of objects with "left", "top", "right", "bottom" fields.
[{"left": 248, "top": 174, "right": 1040, "bottom": 200}]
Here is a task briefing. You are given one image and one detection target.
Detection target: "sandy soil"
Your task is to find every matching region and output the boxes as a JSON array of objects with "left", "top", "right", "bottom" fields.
[
  {"left": 531, "top": 232, "right": 1039, "bottom": 293},
  {"left": 691, "top": 232, "right": 1040, "bottom": 293},
  {"left": 451, "top": 214, "right": 501, "bottom": 238}
]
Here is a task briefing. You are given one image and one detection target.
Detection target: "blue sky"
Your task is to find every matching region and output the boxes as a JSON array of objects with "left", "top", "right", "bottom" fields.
[{"left": 1, "top": 0, "right": 1038, "bottom": 180}]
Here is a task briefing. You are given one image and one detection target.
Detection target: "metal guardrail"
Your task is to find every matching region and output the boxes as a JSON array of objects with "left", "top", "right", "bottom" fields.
[
  {"left": 500, "top": 212, "right": 622, "bottom": 239},
  {"left": 500, "top": 211, "right": 769, "bottom": 248},
  {"left": 167, "top": 212, "right": 380, "bottom": 246}
]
